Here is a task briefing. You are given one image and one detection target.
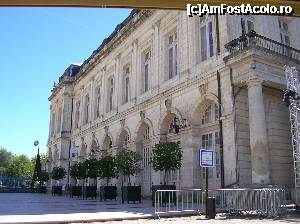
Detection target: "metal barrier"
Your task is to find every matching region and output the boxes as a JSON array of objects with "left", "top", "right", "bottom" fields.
[
  {"left": 154, "top": 189, "right": 203, "bottom": 217},
  {"left": 154, "top": 188, "right": 287, "bottom": 218}
]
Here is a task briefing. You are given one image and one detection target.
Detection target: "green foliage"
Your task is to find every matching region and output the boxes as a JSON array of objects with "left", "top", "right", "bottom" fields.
[
  {"left": 84, "top": 158, "right": 98, "bottom": 179},
  {"left": 39, "top": 170, "right": 50, "bottom": 182},
  {"left": 115, "top": 149, "right": 142, "bottom": 184},
  {"left": 152, "top": 141, "right": 182, "bottom": 184},
  {"left": 97, "top": 155, "right": 118, "bottom": 185},
  {"left": 5, "top": 154, "right": 34, "bottom": 178},
  {"left": 0, "top": 147, "right": 12, "bottom": 167},
  {"left": 31, "top": 154, "right": 42, "bottom": 187},
  {"left": 51, "top": 166, "right": 66, "bottom": 181}
]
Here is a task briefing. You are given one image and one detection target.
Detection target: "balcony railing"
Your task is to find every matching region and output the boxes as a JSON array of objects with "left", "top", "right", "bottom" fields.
[{"left": 224, "top": 30, "right": 300, "bottom": 62}]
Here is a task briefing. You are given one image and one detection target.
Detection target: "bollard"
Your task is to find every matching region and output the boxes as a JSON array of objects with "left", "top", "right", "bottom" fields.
[{"left": 207, "top": 197, "right": 216, "bottom": 219}]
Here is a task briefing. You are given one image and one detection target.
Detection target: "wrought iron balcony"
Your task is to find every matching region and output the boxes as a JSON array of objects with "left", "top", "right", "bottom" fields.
[{"left": 224, "top": 30, "right": 300, "bottom": 63}]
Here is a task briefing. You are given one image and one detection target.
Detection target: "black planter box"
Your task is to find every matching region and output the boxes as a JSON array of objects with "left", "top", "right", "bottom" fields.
[
  {"left": 52, "top": 186, "right": 63, "bottom": 196},
  {"left": 85, "top": 186, "right": 97, "bottom": 199},
  {"left": 71, "top": 186, "right": 82, "bottom": 198},
  {"left": 100, "top": 186, "right": 117, "bottom": 201},
  {"left": 38, "top": 186, "right": 47, "bottom": 193},
  {"left": 121, "top": 186, "right": 141, "bottom": 204},
  {"left": 151, "top": 184, "right": 176, "bottom": 206}
]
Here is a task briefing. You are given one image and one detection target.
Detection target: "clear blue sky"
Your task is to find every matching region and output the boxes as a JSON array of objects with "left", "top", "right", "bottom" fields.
[{"left": 0, "top": 7, "right": 131, "bottom": 158}]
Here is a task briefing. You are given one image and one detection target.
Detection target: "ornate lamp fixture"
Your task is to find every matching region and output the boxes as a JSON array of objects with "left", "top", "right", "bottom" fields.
[
  {"left": 169, "top": 117, "right": 189, "bottom": 134},
  {"left": 283, "top": 89, "right": 300, "bottom": 107}
]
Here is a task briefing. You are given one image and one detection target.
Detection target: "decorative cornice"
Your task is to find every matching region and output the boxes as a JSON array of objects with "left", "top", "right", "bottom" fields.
[{"left": 49, "top": 10, "right": 153, "bottom": 102}]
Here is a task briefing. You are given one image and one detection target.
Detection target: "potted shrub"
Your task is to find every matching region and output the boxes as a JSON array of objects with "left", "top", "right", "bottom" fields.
[
  {"left": 83, "top": 158, "right": 98, "bottom": 199},
  {"left": 38, "top": 170, "right": 49, "bottom": 193},
  {"left": 151, "top": 141, "right": 182, "bottom": 206},
  {"left": 50, "top": 166, "right": 66, "bottom": 196},
  {"left": 115, "top": 149, "right": 142, "bottom": 203},
  {"left": 70, "top": 162, "right": 86, "bottom": 198},
  {"left": 97, "top": 155, "right": 118, "bottom": 201}
]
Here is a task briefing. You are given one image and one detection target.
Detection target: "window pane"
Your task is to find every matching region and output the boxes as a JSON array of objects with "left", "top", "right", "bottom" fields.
[
  {"left": 208, "top": 22, "right": 213, "bottom": 57},
  {"left": 169, "top": 47, "right": 173, "bottom": 79},
  {"left": 174, "top": 44, "right": 177, "bottom": 76},
  {"left": 145, "top": 64, "right": 149, "bottom": 92},
  {"left": 247, "top": 20, "right": 254, "bottom": 32},
  {"left": 214, "top": 104, "right": 219, "bottom": 121},
  {"left": 125, "top": 77, "right": 129, "bottom": 102},
  {"left": 285, "top": 35, "right": 290, "bottom": 45},
  {"left": 200, "top": 25, "right": 207, "bottom": 61},
  {"left": 241, "top": 18, "right": 246, "bottom": 35}
]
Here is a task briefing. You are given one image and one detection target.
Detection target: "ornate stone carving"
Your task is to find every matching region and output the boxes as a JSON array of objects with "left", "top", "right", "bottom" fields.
[
  {"left": 199, "top": 83, "right": 208, "bottom": 95},
  {"left": 80, "top": 137, "right": 87, "bottom": 157},
  {"left": 104, "top": 126, "right": 109, "bottom": 135},
  {"left": 120, "top": 119, "right": 125, "bottom": 128},
  {"left": 140, "top": 111, "right": 145, "bottom": 120},
  {"left": 165, "top": 98, "right": 172, "bottom": 110}
]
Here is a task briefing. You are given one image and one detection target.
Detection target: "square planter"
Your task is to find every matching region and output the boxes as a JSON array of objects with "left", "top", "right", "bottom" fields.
[
  {"left": 52, "top": 186, "right": 63, "bottom": 196},
  {"left": 99, "top": 186, "right": 117, "bottom": 201},
  {"left": 85, "top": 186, "right": 97, "bottom": 199},
  {"left": 121, "top": 185, "right": 141, "bottom": 204},
  {"left": 71, "top": 186, "right": 82, "bottom": 198},
  {"left": 151, "top": 184, "right": 176, "bottom": 206},
  {"left": 38, "top": 186, "right": 47, "bottom": 193}
]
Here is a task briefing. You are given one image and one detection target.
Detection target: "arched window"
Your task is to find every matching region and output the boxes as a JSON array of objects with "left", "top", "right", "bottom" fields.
[
  {"left": 108, "top": 78, "right": 114, "bottom": 112},
  {"left": 201, "top": 103, "right": 219, "bottom": 125},
  {"left": 84, "top": 94, "right": 90, "bottom": 124},
  {"left": 74, "top": 100, "right": 80, "bottom": 128},
  {"left": 199, "top": 15, "right": 214, "bottom": 61},
  {"left": 241, "top": 15, "right": 254, "bottom": 35},
  {"left": 56, "top": 107, "right": 62, "bottom": 133},
  {"left": 123, "top": 67, "right": 130, "bottom": 103},
  {"left": 144, "top": 50, "right": 151, "bottom": 92},
  {"left": 168, "top": 31, "right": 177, "bottom": 79},
  {"left": 278, "top": 19, "right": 290, "bottom": 45},
  {"left": 95, "top": 86, "right": 101, "bottom": 119}
]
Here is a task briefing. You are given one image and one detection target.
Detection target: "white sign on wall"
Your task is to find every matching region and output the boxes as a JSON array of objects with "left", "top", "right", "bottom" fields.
[
  {"left": 199, "top": 149, "right": 215, "bottom": 168},
  {"left": 71, "top": 146, "right": 79, "bottom": 161}
]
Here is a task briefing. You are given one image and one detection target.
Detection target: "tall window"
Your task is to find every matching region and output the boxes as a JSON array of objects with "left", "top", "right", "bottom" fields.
[
  {"left": 241, "top": 16, "right": 254, "bottom": 35},
  {"left": 51, "top": 113, "right": 56, "bottom": 136},
  {"left": 202, "top": 103, "right": 219, "bottom": 125},
  {"left": 168, "top": 32, "right": 177, "bottom": 79},
  {"left": 200, "top": 15, "right": 214, "bottom": 61},
  {"left": 56, "top": 107, "right": 62, "bottom": 133},
  {"left": 84, "top": 94, "right": 89, "bottom": 124},
  {"left": 74, "top": 101, "right": 80, "bottom": 128},
  {"left": 108, "top": 78, "right": 114, "bottom": 112},
  {"left": 144, "top": 50, "right": 151, "bottom": 92},
  {"left": 278, "top": 19, "right": 290, "bottom": 45},
  {"left": 123, "top": 67, "right": 130, "bottom": 103},
  {"left": 95, "top": 86, "right": 101, "bottom": 119},
  {"left": 201, "top": 132, "right": 221, "bottom": 179}
]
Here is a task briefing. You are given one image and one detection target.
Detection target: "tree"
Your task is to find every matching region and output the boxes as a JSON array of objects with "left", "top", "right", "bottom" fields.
[
  {"left": 115, "top": 149, "right": 142, "bottom": 185},
  {"left": 0, "top": 147, "right": 13, "bottom": 176},
  {"left": 84, "top": 158, "right": 98, "bottom": 180},
  {"left": 152, "top": 141, "right": 182, "bottom": 184},
  {"left": 39, "top": 170, "right": 50, "bottom": 183},
  {"left": 5, "top": 154, "right": 34, "bottom": 178},
  {"left": 97, "top": 155, "right": 118, "bottom": 185},
  {"left": 70, "top": 162, "right": 88, "bottom": 184},
  {"left": 31, "top": 153, "right": 42, "bottom": 187},
  {"left": 51, "top": 167, "right": 66, "bottom": 183}
]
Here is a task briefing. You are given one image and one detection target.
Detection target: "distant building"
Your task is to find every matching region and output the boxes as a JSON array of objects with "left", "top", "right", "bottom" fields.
[{"left": 47, "top": 10, "right": 300, "bottom": 197}]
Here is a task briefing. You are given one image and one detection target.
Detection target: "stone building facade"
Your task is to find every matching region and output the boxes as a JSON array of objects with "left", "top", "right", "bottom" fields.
[{"left": 47, "top": 10, "right": 300, "bottom": 196}]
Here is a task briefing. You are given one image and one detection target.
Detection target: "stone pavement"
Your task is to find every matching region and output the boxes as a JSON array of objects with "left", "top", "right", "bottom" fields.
[
  {"left": 0, "top": 193, "right": 153, "bottom": 223},
  {"left": 89, "top": 214, "right": 300, "bottom": 224},
  {"left": 1, "top": 193, "right": 299, "bottom": 224}
]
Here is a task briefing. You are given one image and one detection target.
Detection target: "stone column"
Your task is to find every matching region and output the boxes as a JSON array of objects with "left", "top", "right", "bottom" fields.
[{"left": 247, "top": 78, "right": 270, "bottom": 185}]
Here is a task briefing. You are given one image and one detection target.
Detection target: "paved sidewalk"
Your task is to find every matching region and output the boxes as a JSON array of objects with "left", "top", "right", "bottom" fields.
[{"left": 0, "top": 193, "right": 153, "bottom": 223}]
